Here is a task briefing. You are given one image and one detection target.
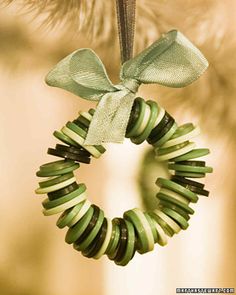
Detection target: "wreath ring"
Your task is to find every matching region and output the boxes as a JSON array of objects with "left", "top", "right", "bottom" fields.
[{"left": 35, "top": 97, "right": 212, "bottom": 266}]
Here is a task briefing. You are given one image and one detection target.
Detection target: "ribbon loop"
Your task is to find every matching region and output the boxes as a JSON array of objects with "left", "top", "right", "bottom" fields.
[
  {"left": 45, "top": 30, "right": 208, "bottom": 145},
  {"left": 121, "top": 30, "right": 208, "bottom": 87},
  {"left": 46, "top": 49, "right": 116, "bottom": 101}
]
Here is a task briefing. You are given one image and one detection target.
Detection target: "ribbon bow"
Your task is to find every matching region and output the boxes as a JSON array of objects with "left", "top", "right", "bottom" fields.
[{"left": 46, "top": 30, "right": 208, "bottom": 145}]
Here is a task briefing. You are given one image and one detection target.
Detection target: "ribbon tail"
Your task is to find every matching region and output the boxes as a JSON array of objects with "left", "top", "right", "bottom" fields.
[{"left": 84, "top": 91, "right": 135, "bottom": 145}]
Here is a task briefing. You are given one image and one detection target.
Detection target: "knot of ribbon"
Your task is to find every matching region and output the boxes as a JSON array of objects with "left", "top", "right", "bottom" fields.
[{"left": 45, "top": 30, "right": 208, "bottom": 145}]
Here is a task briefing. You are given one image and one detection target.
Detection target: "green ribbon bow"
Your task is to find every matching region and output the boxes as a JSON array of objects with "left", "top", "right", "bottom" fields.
[{"left": 46, "top": 30, "right": 208, "bottom": 145}]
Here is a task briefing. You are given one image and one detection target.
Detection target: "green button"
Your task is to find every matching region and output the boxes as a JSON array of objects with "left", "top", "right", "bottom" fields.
[
  {"left": 126, "top": 99, "right": 140, "bottom": 134},
  {"left": 106, "top": 222, "right": 120, "bottom": 257},
  {"left": 131, "top": 100, "right": 159, "bottom": 144},
  {"left": 39, "top": 160, "right": 75, "bottom": 173},
  {"left": 147, "top": 214, "right": 168, "bottom": 246},
  {"left": 43, "top": 192, "right": 87, "bottom": 216},
  {"left": 155, "top": 142, "right": 196, "bottom": 162},
  {"left": 65, "top": 206, "right": 94, "bottom": 244},
  {"left": 157, "top": 192, "right": 194, "bottom": 214},
  {"left": 74, "top": 207, "right": 104, "bottom": 252},
  {"left": 36, "top": 162, "right": 80, "bottom": 177},
  {"left": 148, "top": 211, "right": 175, "bottom": 237},
  {"left": 163, "top": 125, "right": 200, "bottom": 148},
  {"left": 159, "top": 200, "right": 190, "bottom": 221},
  {"left": 156, "top": 178, "right": 198, "bottom": 203},
  {"left": 126, "top": 97, "right": 146, "bottom": 137},
  {"left": 93, "top": 218, "right": 113, "bottom": 259},
  {"left": 66, "top": 121, "right": 106, "bottom": 154},
  {"left": 42, "top": 184, "right": 86, "bottom": 209},
  {"left": 168, "top": 163, "right": 213, "bottom": 173},
  {"left": 175, "top": 171, "right": 206, "bottom": 178},
  {"left": 56, "top": 201, "right": 85, "bottom": 229},
  {"left": 35, "top": 176, "right": 76, "bottom": 194},
  {"left": 144, "top": 212, "right": 158, "bottom": 243},
  {"left": 152, "top": 122, "right": 178, "bottom": 148},
  {"left": 171, "top": 123, "right": 194, "bottom": 139},
  {"left": 53, "top": 130, "right": 79, "bottom": 147},
  {"left": 67, "top": 199, "right": 91, "bottom": 227},
  {"left": 161, "top": 207, "right": 189, "bottom": 230},
  {"left": 115, "top": 219, "right": 135, "bottom": 266},
  {"left": 124, "top": 208, "right": 154, "bottom": 254},
  {"left": 157, "top": 141, "right": 190, "bottom": 156},
  {"left": 171, "top": 148, "right": 210, "bottom": 162},
  {"left": 82, "top": 218, "right": 108, "bottom": 258},
  {"left": 61, "top": 126, "right": 103, "bottom": 158},
  {"left": 38, "top": 172, "right": 74, "bottom": 188}
]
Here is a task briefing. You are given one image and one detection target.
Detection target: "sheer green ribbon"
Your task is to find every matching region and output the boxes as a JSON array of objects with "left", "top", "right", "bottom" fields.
[{"left": 45, "top": 30, "right": 208, "bottom": 145}]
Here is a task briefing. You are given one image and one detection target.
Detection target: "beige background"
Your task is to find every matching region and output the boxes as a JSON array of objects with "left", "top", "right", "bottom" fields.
[{"left": 0, "top": 1, "right": 235, "bottom": 295}]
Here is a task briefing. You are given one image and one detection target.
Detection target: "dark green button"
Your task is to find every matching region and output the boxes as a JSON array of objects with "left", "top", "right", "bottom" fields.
[
  {"left": 171, "top": 175, "right": 205, "bottom": 189},
  {"left": 74, "top": 205, "right": 101, "bottom": 250},
  {"left": 56, "top": 144, "right": 90, "bottom": 157},
  {"left": 43, "top": 183, "right": 86, "bottom": 209},
  {"left": 113, "top": 218, "right": 128, "bottom": 263},
  {"left": 115, "top": 219, "right": 136, "bottom": 266},
  {"left": 82, "top": 218, "right": 108, "bottom": 258},
  {"left": 131, "top": 100, "right": 159, "bottom": 145},
  {"left": 126, "top": 97, "right": 145, "bottom": 138},
  {"left": 47, "top": 147, "right": 91, "bottom": 164},
  {"left": 177, "top": 160, "right": 206, "bottom": 167},
  {"left": 47, "top": 182, "right": 79, "bottom": 200},
  {"left": 65, "top": 206, "right": 94, "bottom": 244},
  {"left": 171, "top": 177, "right": 209, "bottom": 197},
  {"left": 126, "top": 98, "right": 140, "bottom": 134}
]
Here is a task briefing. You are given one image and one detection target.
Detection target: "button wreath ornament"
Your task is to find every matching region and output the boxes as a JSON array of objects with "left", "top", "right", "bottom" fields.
[{"left": 35, "top": 30, "right": 212, "bottom": 266}]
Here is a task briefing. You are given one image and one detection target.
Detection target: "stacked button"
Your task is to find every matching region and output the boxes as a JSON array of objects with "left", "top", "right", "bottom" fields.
[{"left": 35, "top": 98, "right": 212, "bottom": 266}]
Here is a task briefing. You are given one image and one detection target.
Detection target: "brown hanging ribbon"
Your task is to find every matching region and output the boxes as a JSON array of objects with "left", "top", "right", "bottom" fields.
[{"left": 115, "top": 0, "right": 136, "bottom": 64}]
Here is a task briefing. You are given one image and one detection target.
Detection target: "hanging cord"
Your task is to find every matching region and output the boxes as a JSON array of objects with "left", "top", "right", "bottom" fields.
[{"left": 115, "top": 0, "right": 136, "bottom": 64}]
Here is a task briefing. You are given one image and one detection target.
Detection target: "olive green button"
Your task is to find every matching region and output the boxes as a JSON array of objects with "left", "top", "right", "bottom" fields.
[{"left": 36, "top": 160, "right": 80, "bottom": 177}]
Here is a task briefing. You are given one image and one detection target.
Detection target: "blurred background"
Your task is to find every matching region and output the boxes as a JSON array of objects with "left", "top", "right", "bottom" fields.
[{"left": 0, "top": 1, "right": 235, "bottom": 294}]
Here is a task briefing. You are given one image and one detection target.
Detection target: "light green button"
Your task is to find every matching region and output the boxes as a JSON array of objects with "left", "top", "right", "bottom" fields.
[
  {"left": 124, "top": 208, "right": 154, "bottom": 254},
  {"left": 42, "top": 192, "right": 86, "bottom": 216},
  {"left": 38, "top": 172, "right": 74, "bottom": 188},
  {"left": 42, "top": 184, "right": 86, "bottom": 209},
  {"left": 161, "top": 207, "right": 189, "bottom": 230},
  {"left": 156, "top": 178, "right": 198, "bottom": 203},
  {"left": 65, "top": 206, "right": 94, "bottom": 244},
  {"left": 56, "top": 201, "right": 85, "bottom": 229}
]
